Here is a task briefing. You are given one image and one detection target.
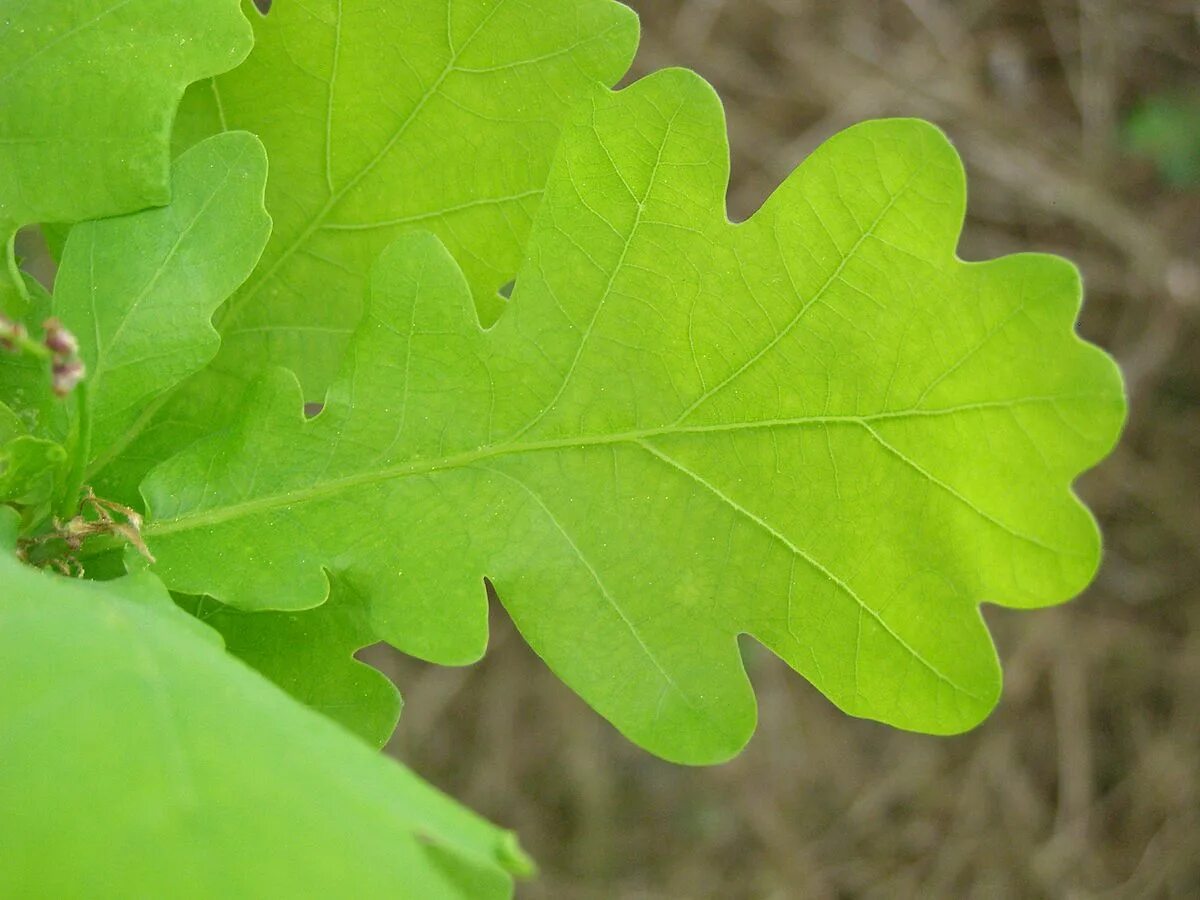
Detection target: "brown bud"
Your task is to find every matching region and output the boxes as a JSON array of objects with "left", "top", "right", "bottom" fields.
[
  {"left": 42, "top": 317, "right": 80, "bottom": 358},
  {"left": 0, "top": 316, "right": 27, "bottom": 353},
  {"left": 52, "top": 359, "right": 86, "bottom": 397}
]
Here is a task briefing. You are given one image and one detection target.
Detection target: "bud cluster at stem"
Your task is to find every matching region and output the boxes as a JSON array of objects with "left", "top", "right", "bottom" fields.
[
  {"left": 42, "top": 318, "right": 85, "bottom": 397},
  {"left": 1, "top": 314, "right": 85, "bottom": 396},
  {"left": 0, "top": 314, "right": 30, "bottom": 353}
]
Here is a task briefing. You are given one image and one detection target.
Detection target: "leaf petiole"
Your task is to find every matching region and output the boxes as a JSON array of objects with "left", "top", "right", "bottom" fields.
[
  {"left": 3, "top": 233, "right": 31, "bottom": 315},
  {"left": 57, "top": 383, "right": 91, "bottom": 520}
]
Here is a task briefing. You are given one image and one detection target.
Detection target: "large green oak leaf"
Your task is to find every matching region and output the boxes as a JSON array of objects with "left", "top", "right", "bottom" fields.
[
  {"left": 142, "top": 70, "right": 1126, "bottom": 764},
  {"left": 0, "top": 0, "right": 254, "bottom": 248},
  {"left": 0, "top": 510, "right": 529, "bottom": 897}
]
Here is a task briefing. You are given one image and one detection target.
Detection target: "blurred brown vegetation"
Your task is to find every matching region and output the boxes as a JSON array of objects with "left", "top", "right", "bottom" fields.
[{"left": 371, "top": 1, "right": 1200, "bottom": 898}]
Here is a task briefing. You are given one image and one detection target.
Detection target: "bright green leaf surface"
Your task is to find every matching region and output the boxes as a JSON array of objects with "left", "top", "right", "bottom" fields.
[
  {"left": 180, "top": 584, "right": 402, "bottom": 748},
  {"left": 0, "top": 511, "right": 527, "bottom": 898},
  {"left": 0, "top": 0, "right": 253, "bottom": 243},
  {"left": 143, "top": 71, "right": 1125, "bottom": 764},
  {"left": 48, "top": 131, "right": 271, "bottom": 500},
  {"left": 170, "top": 0, "right": 638, "bottom": 402}
]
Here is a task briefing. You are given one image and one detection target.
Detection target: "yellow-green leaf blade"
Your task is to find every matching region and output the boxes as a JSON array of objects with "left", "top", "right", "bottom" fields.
[{"left": 143, "top": 71, "right": 1125, "bottom": 764}]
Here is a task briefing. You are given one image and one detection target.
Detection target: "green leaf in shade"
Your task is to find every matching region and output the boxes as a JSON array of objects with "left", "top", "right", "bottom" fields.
[
  {"left": 0, "top": 0, "right": 253, "bottom": 243},
  {"left": 169, "top": 0, "right": 638, "bottom": 403},
  {"left": 0, "top": 278, "right": 61, "bottom": 441},
  {"left": 40, "top": 222, "right": 70, "bottom": 265},
  {"left": 0, "top": 400, "right": 20, "bottom": 441},
  {"left": 48, "top": 131, "right": 271, "bottom": 501},
  {"left": 0, "top": 397, "right": 65, "bottom": 524},
  {"left": 0, "top": 434, "right": 66, "bottom": 505},
  {"left": 142, "top": 71, "right": 1126, "bottom": 764},
  {"left": 179, "top": 583, "right": 402, "bottom": 748},
  {"left": 0, "top": 509, "right": 529, "bottom": 898}
]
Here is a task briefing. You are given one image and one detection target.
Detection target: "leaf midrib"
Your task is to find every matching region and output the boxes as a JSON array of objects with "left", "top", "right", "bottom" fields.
[{"left": 144, "top": 394, "right": 1097, "bottom": 536}]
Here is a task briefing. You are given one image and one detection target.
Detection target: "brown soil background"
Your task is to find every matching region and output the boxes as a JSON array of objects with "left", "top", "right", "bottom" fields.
[{"left": 369, "top": 2, "right": 1200, "bottom": 898}]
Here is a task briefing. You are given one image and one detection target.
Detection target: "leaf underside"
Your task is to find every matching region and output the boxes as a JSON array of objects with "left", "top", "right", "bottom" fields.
[
  {"left": 142, "top": 70, "right": 1126, "bottom": 764},
  {"left": 179, "top": 585, "right": 402, "bottom": 749}
]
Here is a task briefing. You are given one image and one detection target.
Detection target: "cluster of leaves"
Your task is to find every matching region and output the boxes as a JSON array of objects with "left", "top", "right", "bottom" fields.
[{"left": 1, "top": 0, "right": 1124, "bottom": 894}]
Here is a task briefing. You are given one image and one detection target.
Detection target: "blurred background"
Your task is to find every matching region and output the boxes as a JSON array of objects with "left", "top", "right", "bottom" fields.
[{"left": 370, "top": 1, "right": 1200, "bottom": 897}]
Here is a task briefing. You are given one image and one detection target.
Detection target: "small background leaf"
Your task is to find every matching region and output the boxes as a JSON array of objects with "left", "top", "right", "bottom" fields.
[
  {"left": 0, "top": 434, "right": 65, "bottom": 506},
  {"left": 179, "top": 583, "right": 402, "bottom": 749},
  {"left": 1123, "top": 89, "right": 1200, "bottom": 187},
  {"left": 49, "top": 131, "right": 271, "bottom": 502}
]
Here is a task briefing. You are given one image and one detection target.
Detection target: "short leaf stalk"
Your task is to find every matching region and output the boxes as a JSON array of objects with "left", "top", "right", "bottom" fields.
[
  {"left": 4, "top": 232, "right": 31, "bottom": 313},
  {"left": 57, "top": 381, "right": 91, "bottom": 520}
]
